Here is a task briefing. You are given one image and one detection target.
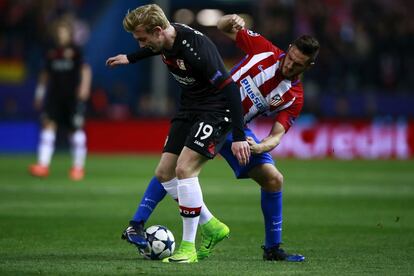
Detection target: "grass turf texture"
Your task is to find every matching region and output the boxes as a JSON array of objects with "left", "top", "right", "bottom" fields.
[{"left": 0, "top": 154, "right": 413, "bottom": 275}]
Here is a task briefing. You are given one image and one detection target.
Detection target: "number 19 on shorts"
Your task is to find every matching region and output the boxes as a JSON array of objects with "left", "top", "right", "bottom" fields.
[{"left": 194, "top": 122, "right": 213, "bottom": 140}]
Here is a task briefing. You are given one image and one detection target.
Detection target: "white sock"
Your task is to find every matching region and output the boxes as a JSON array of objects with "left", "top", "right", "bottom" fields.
[
  {"left": 70, "top": 130, "right": 87, "bottom": 168},
  {"left": 163, "top": 177, "right": 213, "bottom": 225},
  {"left": 37, "top": 129, "right": 55, "bottom": 166},
  {"left": 199, "top": 202, "right": 213, "bottom": 225},
  {"left": 162, "top": 178, "right": 179, "bottom": 199},
  {"left": 177, "top": 177, "right": 203, "bottom": 243}
]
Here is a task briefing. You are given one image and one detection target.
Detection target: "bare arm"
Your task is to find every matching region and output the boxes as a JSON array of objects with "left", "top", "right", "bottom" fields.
[
  {"left": 247, "top": 122, "right": 286, "bottom": 154},
  {"left": 217, "top": 14, "right": 245, "bottom": 41},
  {"left": 33, "top": 70, "right": 48, "bottom": 110},
  {"left": 78, "top": 63, "right": 92, "bottom": 101}
]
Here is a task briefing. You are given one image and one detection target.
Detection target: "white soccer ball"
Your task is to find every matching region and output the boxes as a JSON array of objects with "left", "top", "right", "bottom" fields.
[{"left": 141, "top": 225, "right": 175, "bottom": 260}]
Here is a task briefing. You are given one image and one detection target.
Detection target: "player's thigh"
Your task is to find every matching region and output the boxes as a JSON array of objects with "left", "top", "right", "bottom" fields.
[
  {"left": 176, "top": 146, "right": 209, "bottom": 178},
  {"left": 155, "top": 152, "right": 179, "bottom": 182},
  {"left": 248, "top": 163, "right": 283, "bottom": 192},
  {"left": 184, "top": 112, "right": 231, "bottom": 159},
  {"left": 163, "top": 117, "right": 192, "bottom": 156}
]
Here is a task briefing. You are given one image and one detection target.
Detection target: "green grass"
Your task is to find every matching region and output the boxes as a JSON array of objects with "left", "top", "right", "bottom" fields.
[{"left": 0, "top": 154, "right": 413, "bottom": 275}]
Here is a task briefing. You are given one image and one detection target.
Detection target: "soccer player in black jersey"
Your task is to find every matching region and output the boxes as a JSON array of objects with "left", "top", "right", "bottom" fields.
[
  {"left": 106, "top": 4, "right": 250, "bottom": 263},
  {"left": 29, "top": 20, "right": 92, "bottom": 181}
]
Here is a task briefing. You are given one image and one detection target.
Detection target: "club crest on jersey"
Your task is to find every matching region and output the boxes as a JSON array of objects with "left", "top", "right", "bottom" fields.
[
  {"left": 176, "top": 59, "right": 186, "bottom": 70},
  {"left": 270, "top": 94, "right": 284, "bottom": 107},
  {"left": 247, "top": 30, "right": 260, "bottom": 37}
]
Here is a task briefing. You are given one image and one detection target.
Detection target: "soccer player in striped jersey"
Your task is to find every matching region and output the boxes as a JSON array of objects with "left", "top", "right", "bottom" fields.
[
  {"left": 111, "top": 12, "right": 319, "bottom": 262},
  {"left": 217, "top": 14, "right": 319, "bottom": 261}
]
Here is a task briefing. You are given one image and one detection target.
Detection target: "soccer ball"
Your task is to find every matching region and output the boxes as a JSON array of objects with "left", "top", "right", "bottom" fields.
[{"left": 141, "top": 225, "right": 175, "bottom": 260}]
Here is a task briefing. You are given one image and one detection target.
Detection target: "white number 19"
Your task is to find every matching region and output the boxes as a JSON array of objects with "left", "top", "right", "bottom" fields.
[{"left": 194, "top": 122, "right": 213, "bottom": 140}]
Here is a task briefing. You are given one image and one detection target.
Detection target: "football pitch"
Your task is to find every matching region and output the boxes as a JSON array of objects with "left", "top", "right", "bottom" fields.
[{"left": 0, "top": 155, "right": 413, "bottom": 275}]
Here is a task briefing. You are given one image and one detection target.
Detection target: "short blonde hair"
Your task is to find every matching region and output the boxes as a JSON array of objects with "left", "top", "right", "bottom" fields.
[{"left": 123, "top": 4, "right": 169, "bottom": 33}]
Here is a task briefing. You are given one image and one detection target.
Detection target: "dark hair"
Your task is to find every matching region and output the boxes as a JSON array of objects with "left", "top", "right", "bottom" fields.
[{"left": 293, "top": 35, "right": 320, "bottom": 63}]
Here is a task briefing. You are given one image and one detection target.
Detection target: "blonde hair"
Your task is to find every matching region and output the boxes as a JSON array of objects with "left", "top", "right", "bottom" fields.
[{"left": 123, "top": 4, "right": 169, "bottom": 33}]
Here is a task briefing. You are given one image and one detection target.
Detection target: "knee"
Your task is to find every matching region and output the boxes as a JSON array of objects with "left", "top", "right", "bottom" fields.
[
  {"left": 263, "top": 171, "right": 283, "bottom": 192},
  {"left": 175, "top": 162, "right": 192, "bottom": 179},
  {"left": 155, "top": 166, "right": 175, "bottom": 183},
  {"left": 71, "top": 130, "right": 86, "bottom": 146}
]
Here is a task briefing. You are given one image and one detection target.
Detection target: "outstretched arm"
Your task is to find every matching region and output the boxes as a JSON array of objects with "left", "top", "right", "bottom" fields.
[
  {"left": 217, "top": 14, "right": 245, "bottom": 41},
  {"left": 106, "top": 48, "right": 158, "bottom": 67},
  {"left": 247, "top": 122, "right": 286, "bottom": 154}
]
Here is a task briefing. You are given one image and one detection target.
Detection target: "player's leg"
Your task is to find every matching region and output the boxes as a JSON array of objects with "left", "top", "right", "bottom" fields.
[
  {"left": 163, "top": 147, "right": 207, "bottom": 263},
  {"left": 68, "top": 101, "right": 87, "bottom": 181},
  {"left": 122, "top": 152, "right": 178, "bottom": 250},
  {"left": 220, "top": 127, "right": 304, "bottom": 261},
  {"left": 29, "top": 118, "right": 57, "bottom": 177},
  {"left": 249, "top": 164, "right": 304, "bottom": 262},
  {"left": 164, "top": 112, "right": 232, "bottom": 263},
  {"left": 122, "top": 116, "right": 219, "bottom": 254},
  {"left": 68, "top": 129, "right": 87, "bottom": 180},
  {"left": 158, "top": 115, "right": 221, "bottom": 234}
]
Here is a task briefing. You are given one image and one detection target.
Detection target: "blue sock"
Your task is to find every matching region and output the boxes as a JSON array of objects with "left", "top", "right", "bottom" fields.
[
  {"left": 261, "top": 189, "right": 282, "bottom": 248},
  {"left": 131, "top": 176, "right": 167, "bottom": 223}
]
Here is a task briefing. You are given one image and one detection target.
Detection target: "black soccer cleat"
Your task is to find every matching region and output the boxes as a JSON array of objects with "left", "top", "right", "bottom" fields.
[
  {"left": 262, "top": 245, "right": 305, "bottom": 262},
  {"left": 121, "top": 220, "right": 148, "bottom": 250}
]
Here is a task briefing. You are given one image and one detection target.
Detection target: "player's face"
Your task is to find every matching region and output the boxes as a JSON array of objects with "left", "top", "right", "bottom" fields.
[
  {"left": 281, "top": 45, "right": 312, "bottom": 78},
  {"left": 132, "top": 26, "right": 163, "bottom": 52},
  {"left": 56, "top": 25, "right": 71, "bottom": 46}
]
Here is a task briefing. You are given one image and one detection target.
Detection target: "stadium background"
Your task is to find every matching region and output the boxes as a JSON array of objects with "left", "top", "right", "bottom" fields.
[
  {"left": 0, "top": 0, "right": 413, "bottom": 275},
  {"left": 1, "top": 0, "right": 413, "bottom": 158}
]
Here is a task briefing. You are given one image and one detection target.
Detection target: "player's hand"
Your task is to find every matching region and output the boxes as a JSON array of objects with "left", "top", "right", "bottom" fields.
[
  {"left": 246, "top": 136, "right": 263, "bottom": 154},
  {"left": 106, "top": 54, "right": 129, "bottom": 67},
  {"left": 231, "top": 140, "right": 251, "bottom": 166},
  {"left": 229, "top": 14, "right": 245, "bottom": 32}
]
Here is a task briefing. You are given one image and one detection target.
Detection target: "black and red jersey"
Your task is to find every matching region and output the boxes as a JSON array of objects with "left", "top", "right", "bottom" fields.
[{"left": 45, "top": 44, "right": 83, "bottom": 100}]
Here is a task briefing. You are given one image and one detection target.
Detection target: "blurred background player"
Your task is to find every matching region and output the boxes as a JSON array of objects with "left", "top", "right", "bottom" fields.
[
  {"left": 28, "top": 19, "right": 92, "bottom": 181},
  {"left": 115, "top": 13, "right": 319, "bottom": 262},
  {"left": 106, "top": 4, "right": 250, "bottom": 263}
]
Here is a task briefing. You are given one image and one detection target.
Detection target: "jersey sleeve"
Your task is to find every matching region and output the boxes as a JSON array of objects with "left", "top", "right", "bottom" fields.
[
  {"left": 127, "top": 48, "right": 159, "bottom": 63},
  {"left": 181, "top": 32, "right": 232, "bottom": 89},
  {"left": 235, "top": 29, "right": 283, "bottom": 56},
  {"left": 274, "top": 99, "right": 303, "bottom": 132}
]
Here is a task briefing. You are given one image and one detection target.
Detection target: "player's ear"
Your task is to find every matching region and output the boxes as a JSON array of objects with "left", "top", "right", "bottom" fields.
[{"left": 152, "top": 26, "right": 163, "bottom": 36}]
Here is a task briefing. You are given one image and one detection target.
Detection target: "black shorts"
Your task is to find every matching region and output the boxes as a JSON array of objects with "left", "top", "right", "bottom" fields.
[
  {"left": 163, "top": 111, "right": 232, "bottom": 159},
  {"left": 42, "top": 97, "right": 85, "bottom": 130}
]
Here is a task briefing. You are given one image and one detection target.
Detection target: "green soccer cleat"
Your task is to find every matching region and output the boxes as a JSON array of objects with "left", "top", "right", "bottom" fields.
[
  {"left": 162, "top": 240, "right": 198, "bottom": 263},
  {"left": 197, "top": 217, "right": 230, "bottom": 260}
]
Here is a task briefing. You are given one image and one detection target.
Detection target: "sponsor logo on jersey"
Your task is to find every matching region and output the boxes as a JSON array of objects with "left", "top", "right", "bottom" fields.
[
  {"left": 240, "top": 76, "right": 268, "bottom": 113},
  {"left": 51, "top": 59, "right": 74, "bottom": 71},
  {"left": 170, "top": 72, "right": 196, "bottom": 85},
  {"left": 247, "top": 30, "right": 260, "bottom": 37},
  {"left": 269, "top": 94, "right": 284, "bottom": 107},
  {"left": 176, "top": 59, "right": 186, "bottom": 70}
]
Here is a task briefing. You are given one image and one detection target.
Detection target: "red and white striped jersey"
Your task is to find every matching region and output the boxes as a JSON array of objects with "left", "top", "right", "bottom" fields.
[{"left": 230, "top": 29, "right": 304, "bottom": 132}]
